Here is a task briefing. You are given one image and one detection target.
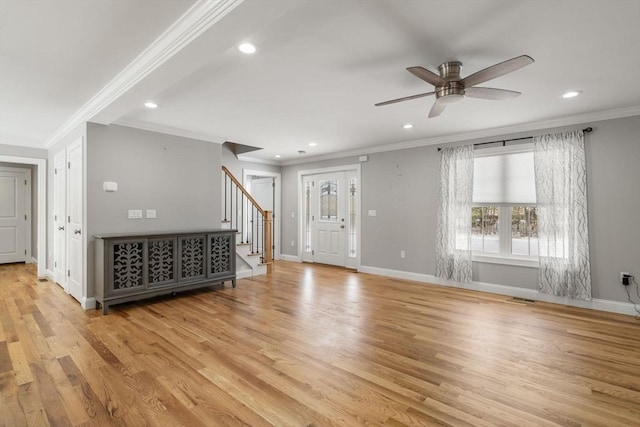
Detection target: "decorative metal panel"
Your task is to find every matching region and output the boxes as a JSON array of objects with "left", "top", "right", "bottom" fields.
[
  {"left": 210, "top": 235, "right": 231, "bottom": 274},
  {"left": 113, "top": 242, "right": 144, "bottom": 289},
  {"left": 148, "top": 239, "right": 175, "bottom": 285},
  {"left": 181, "top": 237, "right": 204, "bottom": 278}
]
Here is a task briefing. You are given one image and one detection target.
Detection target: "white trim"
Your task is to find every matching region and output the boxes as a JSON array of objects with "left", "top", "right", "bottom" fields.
[
  {"left": 242, "top": 169, "right": 281, "bottom": 260},
  {"left": 472, "top": 254, "right": 538, "bottom": 268},
  {"left": 236, "top": 269, "right": 253, "bottom": 279},
  {"left": 81, "top": 297, "right": 96, "bottom": 310},
  {"left": 45, "top": 0, "right": 244, "bottom": 148},
  {"left": 236, "top": 155, "right": 282, "bottom": 166},
  {"left": 279, "top": 254, "right": 300, "bottom": 262},
  {"left": 30, "top": 257, "right": 38, "bottom": 264},
  {"left": 0, "top": 166, "right": 32, "bottom": 263},
  {"left": 0, "top": 155, "right": 47, "bottom": 277},
  {"left": 358, "top": 265, "right": 638, "bottom": 316},
  {"left": 281, "top": 106, "right": 640, "bottom": 166},
  {"left": 46, "top": 269, "right": 55, "bottom": 281}
]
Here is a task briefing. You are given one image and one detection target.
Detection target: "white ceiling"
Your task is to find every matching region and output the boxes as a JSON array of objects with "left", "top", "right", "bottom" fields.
[
  {"left": 0, "top": 0, "right": 195, "bottom": 147},
  {"left": 2, "top": 0, "right": 639, "bottom": 162}
]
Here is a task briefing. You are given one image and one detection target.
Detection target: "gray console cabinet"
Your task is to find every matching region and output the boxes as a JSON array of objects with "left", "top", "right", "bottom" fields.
[{"left": 95, "top": 230, "right": 236, "bottom": 314}]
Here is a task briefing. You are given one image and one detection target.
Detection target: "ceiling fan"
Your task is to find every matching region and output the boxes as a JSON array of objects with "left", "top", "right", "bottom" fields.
[{"left": 375, "top": 55, "right": 534, "bottom": 118}]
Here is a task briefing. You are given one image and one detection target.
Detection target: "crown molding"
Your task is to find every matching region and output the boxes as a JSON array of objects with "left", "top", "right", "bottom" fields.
[
  {"left": 45, "top": 0, "right": 244, "bottom": 149},
  {"left": 236, "top": 155, "right": 282, "bottom": 166},
  {"left": 280, "top": 105, "right": 640, "bottom": 166}
]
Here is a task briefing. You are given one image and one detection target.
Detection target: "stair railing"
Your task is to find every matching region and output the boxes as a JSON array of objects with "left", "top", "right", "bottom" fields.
[{"left": 222, "top": 166, "right": 273, "bottom": 273}]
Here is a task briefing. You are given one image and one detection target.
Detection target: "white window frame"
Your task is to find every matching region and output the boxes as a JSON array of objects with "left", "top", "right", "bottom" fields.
[{"left": 472, "top": 144, "right": 538, "bottom": 268}]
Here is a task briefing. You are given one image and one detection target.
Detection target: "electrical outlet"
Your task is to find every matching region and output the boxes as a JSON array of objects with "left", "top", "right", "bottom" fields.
[
  {"left": 400, "top": 250, "right": 406, "bottom": 258},
  {"left": 128, "top": 209, "right": 142, "bottom": 219},
  {"left": 620, "top": 272, "right": 630, "bottom": 285}
]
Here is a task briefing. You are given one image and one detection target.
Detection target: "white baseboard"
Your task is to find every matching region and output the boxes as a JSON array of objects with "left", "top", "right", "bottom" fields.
[
  {"left": 45, "top": 269, "right": 55, "bottom": 281},
  {"left": 358, "top": 265, "right": 638, "bottom": 316},
  {"left": 279, "top": 254, "right": 300, "bottom": 262},
  {"left": 237, "top": 269, "right": 253, "bottom": 279},
  {"left": 81, "top": 297, "right": 96, "bottom": 310}
]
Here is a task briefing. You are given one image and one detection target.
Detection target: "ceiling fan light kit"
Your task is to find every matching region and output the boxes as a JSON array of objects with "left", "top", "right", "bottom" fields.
[{"left": 376, "top": 55, "right": 534, "bottom": 117}]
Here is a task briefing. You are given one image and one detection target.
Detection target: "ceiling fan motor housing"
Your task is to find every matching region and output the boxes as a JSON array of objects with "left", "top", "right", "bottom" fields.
[{"left": 436, "top": 61, "right": 465, "bottom": 103}]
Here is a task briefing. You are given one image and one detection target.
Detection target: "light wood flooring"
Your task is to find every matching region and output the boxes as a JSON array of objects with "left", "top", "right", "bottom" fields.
[{"left": 1, "top": 261, "right": 639, "bottom": 426}]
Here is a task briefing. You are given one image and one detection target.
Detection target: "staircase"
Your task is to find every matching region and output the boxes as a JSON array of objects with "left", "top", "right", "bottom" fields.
[{"left": 221, "top": 166, "right": 273, "bottom": 278}]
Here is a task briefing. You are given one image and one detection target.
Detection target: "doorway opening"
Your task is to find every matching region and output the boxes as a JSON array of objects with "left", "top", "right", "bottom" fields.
[{"left": 242, "top": 169, "right": 281, "bottom": 260}]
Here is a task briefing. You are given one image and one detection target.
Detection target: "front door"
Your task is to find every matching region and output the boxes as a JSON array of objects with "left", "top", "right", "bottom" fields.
[
  {"left": 67, "top": 141, "right": 83, "bottom": 302},
  {"left": 308, "top": 172, "right": 347, "bottom": 266},
  {"left": 53, "top": 150, "right": 67, "bottom": 288},
  {"left": 0, "top": 169, "right": 27, "bottom": 264}
]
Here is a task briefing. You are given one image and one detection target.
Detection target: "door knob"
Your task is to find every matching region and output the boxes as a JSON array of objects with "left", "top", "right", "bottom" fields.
[
  {"left": 58, "top": 226, "right": 64, "bottom": 231},
  {"left": 340, "top": 225, "right": 345, "bottom": 229},
  {"left": 74, "top": 229, "right": 81, "bottom": 235}
]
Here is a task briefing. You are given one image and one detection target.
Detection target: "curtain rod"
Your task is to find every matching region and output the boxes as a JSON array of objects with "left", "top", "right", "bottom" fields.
[{"left": 437, "top": 127, "right": 593, "bottom": 151}]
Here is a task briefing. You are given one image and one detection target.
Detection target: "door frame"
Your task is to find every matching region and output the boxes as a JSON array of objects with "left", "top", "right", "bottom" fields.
[
  {"left": 0, "top": 166, "right": 32, "bottom": 263},
  {"left": 66, "top": 138, "right": 85, "bottom": 304},
  {"left": 52, "top": 149, "right": 67, "bottom": 290},
  {"left": 297, "top": 164, "right": 361, "bottom": 269},
  {"left": 0, "top": 155, "right": 46, "bottom": 277},
  {"left": 242, "top": 169, "right": 281, "bottom": 260}
]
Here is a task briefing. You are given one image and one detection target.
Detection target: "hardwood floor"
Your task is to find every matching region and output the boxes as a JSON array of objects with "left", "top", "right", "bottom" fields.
[{"left": 1, "top": 262, "right": 639, "bottom": 427}]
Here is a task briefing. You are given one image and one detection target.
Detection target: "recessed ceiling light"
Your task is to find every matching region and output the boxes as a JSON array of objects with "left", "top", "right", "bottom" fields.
[
  {"left": 562, "top": 90, "right": 581, "bottom": 99},
  {"left": 403, "top": 123, "right": 413, "bottom": 129},
  {"left": 238, "top": 43, "right": 257, "bottom": 54},
  {"left": 308, "top": 142, "right": 317, "bottom": 147},
  {"left": 274, "top": 154, "right": 281, "bottom": 158},
  {"left": 144, "top": 102, "right": 158, "bottom": 109}
]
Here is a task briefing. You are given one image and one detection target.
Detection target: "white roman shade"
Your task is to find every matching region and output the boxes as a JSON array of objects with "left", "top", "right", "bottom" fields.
[{"left": 473, "top": 149, "right": 536, "bottom": 204}]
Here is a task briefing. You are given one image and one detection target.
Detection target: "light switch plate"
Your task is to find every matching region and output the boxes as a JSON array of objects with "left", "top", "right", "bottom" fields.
[
  {"left": 146, "top": 209, "right": 156, "bottom": 219},
  {"left": 128, "top": 209, "right": 142, "bottom": 219},
  {"left": 368, "top": 210, "right": 377, "bottom": 217},
  {"left": 103, "top": 181, "right": 118, "bottom": 192}
]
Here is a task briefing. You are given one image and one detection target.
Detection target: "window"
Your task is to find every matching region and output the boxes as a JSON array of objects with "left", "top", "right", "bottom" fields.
[
  {"left": 304, "top": 181, "right": 312, "bottom": 252},
  {"left": 472, "top": 145, "right": 538, "bottom": 264},
  {"left": 319, "top": 179, "right": 338, "bottom": 221},
  {"left": 348, "top": 177, "right": 356, "bottom": 258}
]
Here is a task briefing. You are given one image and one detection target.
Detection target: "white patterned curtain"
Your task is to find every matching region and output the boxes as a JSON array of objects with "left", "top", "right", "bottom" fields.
[
  {"left": 435, "top": 145, "right": 474, "bottom": 283},
  {"left": 533, "top": 130, "right": 591, "bottom": 300}
]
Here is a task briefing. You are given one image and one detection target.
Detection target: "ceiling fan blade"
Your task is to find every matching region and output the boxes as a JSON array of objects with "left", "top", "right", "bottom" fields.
[
  {"left": 375, "top": 91, "right": 435, "bottom": 106},
  {"left": 465, "top": 87, "right": 521, "bottom": 100},
  {"left": 407, "top": 66, "right": 447, "bottom": 87},
  {"left": 428, "top": 99, "right": 446, "bottom": 118},
  {"left": 461, "top": 55, "right": 534, "bottom": 88}
]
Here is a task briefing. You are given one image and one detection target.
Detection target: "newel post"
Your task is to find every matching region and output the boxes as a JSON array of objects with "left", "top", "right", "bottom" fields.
[{"left": 264, "top": 210, "right": 273, "bottom": 273}]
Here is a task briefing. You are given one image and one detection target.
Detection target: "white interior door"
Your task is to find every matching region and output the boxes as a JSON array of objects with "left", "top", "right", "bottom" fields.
[
  {"left": 67, "top": 141, "right": 83, "bottom": 302},
  {"left": 53, "top": 150, "right": 67, "bottom": 288},
  {"left": 313, "top": 172, "right": 346, "bottom": 266},
  {"left": 0, "top": 170, "right": 27, "bottom": 263}
]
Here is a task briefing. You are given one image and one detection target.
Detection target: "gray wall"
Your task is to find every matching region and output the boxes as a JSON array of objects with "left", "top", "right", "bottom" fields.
[
  {"left": 221, "top": 144, "right": 281, "bottom": 182},
  {"left": 86, "top": 123, "right": 222, "bottom": 296},
  {"left": 281, "top": 115, "right": 640, "bottom": 303}
]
